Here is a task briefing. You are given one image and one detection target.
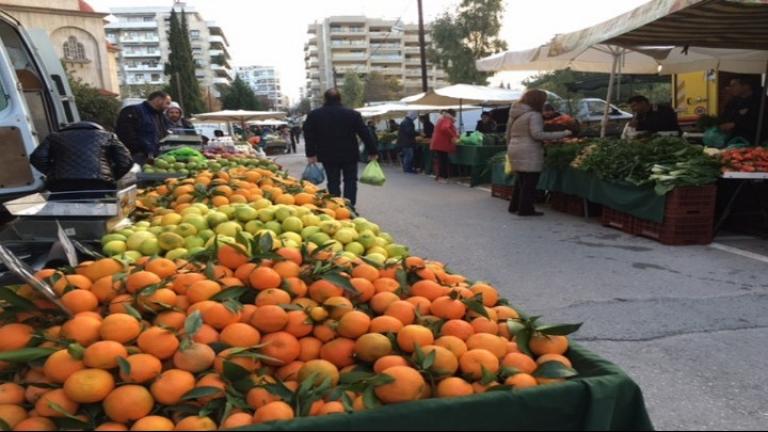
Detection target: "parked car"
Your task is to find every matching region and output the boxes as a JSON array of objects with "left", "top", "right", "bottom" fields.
[{"left": 571, "top": 98, "right": 633, "bottom": 137}]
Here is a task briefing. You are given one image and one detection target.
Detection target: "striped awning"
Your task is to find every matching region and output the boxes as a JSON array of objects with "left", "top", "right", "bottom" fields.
[{"left": 550, "top": 0, "right": 768, "bottom": 56}]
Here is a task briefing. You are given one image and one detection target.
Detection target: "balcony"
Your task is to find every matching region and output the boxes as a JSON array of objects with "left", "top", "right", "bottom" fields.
[
  {"left": 124, "top": 64, "right": 164, "bottom": 72},
  {"left": 119, "top": 35, "right": 160, "bottom": 44},
  {"left": 107, "top": 21, "right": 158, "bottom": 30},
  {"left": 371, "top": 55, "right": 402, "bottom": 63},
  {"left": 332, "top": 53, "right": 367, "bottom": 61},
  {"left": 126, "top": 78, "right": 166, "bottom": 85},
  {"left": 211, "top": 64, "right": 232, "bottom": 77},
  {"left": 213, "top": 77, "right": 231, "bottom": 85},
  {"left": 370, "top": 32, "right": 401, "bottom": 39},
  {"left": 209, "top": 35, "right": 227, "bottom": 46},
  {"left": 122, "top": 50, "right": 162, "bottom": 58},
  {"left": 371, "top": 68, "right": 401, "bottom": 76},
  {"left": 329, "top": 27, "right": 366, "bottom": 35},
  {"left": 404, "top": 46, "right": 421, "bottom": 53},
  {"left": 405, "top": 69, "right": 424, "bottom": 77},
  {"left": 330, "top": 41, "right": 367, "bottom": 49}
]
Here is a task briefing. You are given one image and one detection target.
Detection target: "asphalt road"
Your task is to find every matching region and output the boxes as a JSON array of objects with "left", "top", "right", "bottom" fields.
[{"left": 274, "top": 148, "right": 768, "bottom": 431}]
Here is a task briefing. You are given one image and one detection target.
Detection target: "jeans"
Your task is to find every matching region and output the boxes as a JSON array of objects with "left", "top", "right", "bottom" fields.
[
  {"left": 509, "top": 172, "right": 541, "bottom": 215},
  {"left": 402, "top": 147, "right": 415, "bottom": 173},
  {"left": 323, "top": 161, "right": 359, "bottom": 206}
]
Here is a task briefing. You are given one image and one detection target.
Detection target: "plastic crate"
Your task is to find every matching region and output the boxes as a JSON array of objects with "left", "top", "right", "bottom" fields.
[
  {"left": 601, "top": 207, "right": 637, "bottom": 234},
  {"left": 635, "top": 214, "right": 714, "bottom": 245},
  {"left": 664, "top": 185, "right": 717, "bottom": 217},
  {"left": 549, "top": 191, "right": 569, "bottom": 212},
  {"left": 491, "top": 184, "right": 514, "bottom": 201}
]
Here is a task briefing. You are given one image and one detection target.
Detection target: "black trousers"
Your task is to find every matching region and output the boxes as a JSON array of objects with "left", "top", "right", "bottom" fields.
[
  {"left": 433, "top": 150, "right": 450, "bottom": 179},
  {"left": 509, "top": 172, "right": 541, "bottom": 215},
  {"left": 289, "top": 132, "right": 299, "bottom": 153},
  {"left": 323, "top": 161, "right": 358, "bottom": 206}
]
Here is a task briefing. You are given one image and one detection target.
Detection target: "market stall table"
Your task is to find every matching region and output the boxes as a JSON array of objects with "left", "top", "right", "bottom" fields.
[
  {"left": 448, "top": 145, "right": 508, "bottom": 187},
  {"left": 715, "top": 172, "right": 768, "bottom": 234}
]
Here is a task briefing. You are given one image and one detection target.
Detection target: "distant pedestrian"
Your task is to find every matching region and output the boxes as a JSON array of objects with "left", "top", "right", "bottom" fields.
[
  {"left": 397, "top": 111, "right": 418, "bottom": 174},
  {"left": 430, "top": 109, "right": 459, "bottom": 183},
  {"left": 388, "top": 119, "right": 399, "bottom": 132},
  {"left": 116, "top": 91, "right": 171, "bottom": 164},
  {"left": 304, "top": 88, "right": 378, "bottom": 207},
  {"left": 290, "top": 123, "right": 302, "bottom": 153}
]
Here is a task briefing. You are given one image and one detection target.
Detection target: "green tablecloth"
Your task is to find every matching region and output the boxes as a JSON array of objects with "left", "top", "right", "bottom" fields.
[
  {"left": 449, "top": 145, "right": 508, "bottom": 187},
  {"left": 238, "top": 344, "right": 653, "bottom": 431},
  {"left": 491, "top": 158, "right": 515, "bottom": 186},
  {"left": 539, "top": 167, "right": 666, "bottom": 223}
]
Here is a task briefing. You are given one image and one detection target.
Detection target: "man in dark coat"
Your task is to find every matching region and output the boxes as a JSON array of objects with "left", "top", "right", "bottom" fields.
[
  {"left": 304, "top": 88, "right": 378, "bottom": 207},
  {"left": 397, "top": 112, "right": 418, "bottom": 173},
  {"left": 720, "top": 77, "right": 765, "bottom": 144},
  {"left": 30, "top": 122, "right": 134, "bottom": 194},
  {"left": 628, "top": 95, "right": 680, "bottom": 135},
  {"left": 115, "top": 91, "right": 171, "bottom": 164}
]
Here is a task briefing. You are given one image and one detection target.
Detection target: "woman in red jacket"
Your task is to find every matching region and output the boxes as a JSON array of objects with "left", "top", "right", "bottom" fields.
[{"left": 430, "top": 109, "right": 459, "bottom": 183}]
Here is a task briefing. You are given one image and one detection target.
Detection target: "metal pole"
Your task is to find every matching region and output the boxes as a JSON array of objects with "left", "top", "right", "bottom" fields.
[
  {"left": 417, "top": 0, "right": 429, "bottom": 92},
  {"left": 755, "top": 60, "right": 768, "bottom": 145},
  {"left": 601, "top": 50, "right": 620, "bottom": 138}
]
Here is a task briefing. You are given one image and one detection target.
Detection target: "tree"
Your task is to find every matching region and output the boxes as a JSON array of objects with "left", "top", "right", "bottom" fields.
[
  {"left": 523, "top": 70, "right": 672, "bottom": 106},
  {"left": 341, "top": 72, "right": 365, "bottom": 108},
  {"left": 165, "top": 8, "right": 205, "bottom": 114},
  {"left": 69, "top": 73, "right": 121, "bottom": 130},
  {"left": 364, "top": 72, "right": 402, "bottom": 103},
  {"left": 220, "top": 74, "right": 262, "bottom": 110},
  {"left": 430, "top": 0, "right": 507, "bottom": 84}
]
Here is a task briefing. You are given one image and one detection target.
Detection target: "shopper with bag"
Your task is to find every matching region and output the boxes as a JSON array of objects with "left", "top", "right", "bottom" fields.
[
  {"left": 304, "top": 88, "right": 378, "bottom": 207},
  {"left": 430, "top": 109, "right": 459, "bottom": 183},
  {"left": 506, "top": 90, "right": 572, "bottom": 216}
]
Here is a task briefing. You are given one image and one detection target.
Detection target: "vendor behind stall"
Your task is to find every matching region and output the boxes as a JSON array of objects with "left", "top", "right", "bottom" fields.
[
  {"left": 628, "top": 95, "right": 680, "bottom": 135},
  {"left": 720, "top": 77, "right": 764, "bottom": 145},
  {"left": 543, "top": 104, "right": 578, "bottom": 133},
  {"left": 164, "top": 102, "right": 195, "bottom": 134},
  {"left": 30, "top": 122, "right": 134, "bottom": 195},
  {"left": 475, "top": 112, "right": 498, "bottom": 133}
]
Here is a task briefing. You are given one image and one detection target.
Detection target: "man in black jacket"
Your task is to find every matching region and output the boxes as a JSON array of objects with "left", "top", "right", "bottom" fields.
[
  {"left": 30, "top": 122, "right": 134, "bottom": 194},
  {"left": 115, "top": 91, "right": 171, "bottom": 164},
  {"left": 397, "top": 112, "right": 418, "bottom": 174},
  {"left": 304, "top": 88, "right": 377, "bottom": 207}
]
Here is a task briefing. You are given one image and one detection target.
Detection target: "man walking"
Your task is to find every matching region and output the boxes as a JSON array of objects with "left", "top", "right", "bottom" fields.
[
  {"left": 290, "top": 123, "right": 302, "bottom": 154},
  {"left": 304, "top": 88, "right": 377, "bottom": 207},
  {"left": 115, "top": 91, "right": 172, "bottom": 164},
  {"left": 397, "top": 111, "right": 418, "bottom": 173}
]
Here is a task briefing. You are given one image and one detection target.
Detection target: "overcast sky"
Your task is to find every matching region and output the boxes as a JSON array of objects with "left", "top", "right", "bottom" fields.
[{"left": 89, "top": 0, "right": 649, "bottom": 104}]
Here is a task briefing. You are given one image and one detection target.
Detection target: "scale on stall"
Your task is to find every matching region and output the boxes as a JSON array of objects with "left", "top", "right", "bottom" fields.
[{"left": 159, "top": 128, "right": 203, "bottom": 153}]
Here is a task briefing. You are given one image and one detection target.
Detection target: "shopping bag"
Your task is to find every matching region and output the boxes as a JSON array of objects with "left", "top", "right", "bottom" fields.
[
  {"left": 703, "top": 127, "right": 728, "bottom": 148},
  {"left": 504, "top": 155, "right": 514, "bottom": 175},
  {"left": 360, "top": 161, "right": 386, "bottom": 186},
  {"left": 301, "top": 163, "right": 326, "bottom": 185}
]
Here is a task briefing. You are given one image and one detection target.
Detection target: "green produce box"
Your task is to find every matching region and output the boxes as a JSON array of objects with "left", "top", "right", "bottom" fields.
[
  {"left": 491, "top": 160, "right": 515, "bottom": 186},
  {"left": 239, "top": 345, "right": 653, "bottom": 431}
]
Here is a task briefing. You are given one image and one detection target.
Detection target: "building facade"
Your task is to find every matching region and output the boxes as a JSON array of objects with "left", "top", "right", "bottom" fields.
[
  {"left": 236, "top": 65, "right": 288, "bottom": 111},
  {"left": 106, "top": 1, "right": 233, "bottom": 103},
  {"left": 305, "top": 16, "right": 449, "bottom": 105},
  {"left": 0, "top": 0, "right": 119, "bottom": 94}
]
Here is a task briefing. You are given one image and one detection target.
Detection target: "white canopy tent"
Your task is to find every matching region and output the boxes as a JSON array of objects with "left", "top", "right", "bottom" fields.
[
  {"left": 402, "top": 84, "right": 523, "bottom": 106},
  {"left": 193, "top": 110, "right": 288, "bottom": 138},
  {"left": 356, "top": 103, "right": 480, "bottom": 120},
  {"left": 248, "top": 119, "right": 289, "bottom": 127}
]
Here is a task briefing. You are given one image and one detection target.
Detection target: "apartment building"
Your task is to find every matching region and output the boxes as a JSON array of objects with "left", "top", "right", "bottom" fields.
[
  {"left": 105, "top": 1, "right": 233, "bottom": 99},
  {"left": 305, "top": 16, "right": 449, "bottom": 104},
  {"left": 236, "top": 65, "right": 289, "bottom": 111}
]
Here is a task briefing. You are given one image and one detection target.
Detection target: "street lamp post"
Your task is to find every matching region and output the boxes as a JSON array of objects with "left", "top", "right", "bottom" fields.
[{"left": 417, "top": 0, "right": 428, "bottom": 92}]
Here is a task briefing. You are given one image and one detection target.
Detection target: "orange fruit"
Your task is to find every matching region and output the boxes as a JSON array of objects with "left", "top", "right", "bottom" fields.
[
  {"left": 308, "top": 280, "right": 344, "bottom": 303},
  {"left": 108, "top": 294, "right": 134, "bottom": 314},
  {"left": 255, "top": 288, "right": 292, "bottom": 307},
  {"left": 155, "top": 310, "right": 187, "bottom": 331},
  {"left": 283, "top": 277, "right": 308, "bottom": 298},
  {"left": 195, "top": 374, "right": 226, "bottom": 402},
  {"left": 385, "top": 301, "right": 416, "bottom": 325},
  {"left": 41, "top": 349, "right": 84, "bottom": 384},
  {"left": 103, "top": 385, "right": 154, "bottom": 423},
  {"left": 0, "top": 383, "right": 24, "bottom": 405},
  {"left": 459, "top": 349, "right": 499, "bottom": 380},
  {"left": 173, "top": 343, "right": 216, "bottom": 373},
  {"left": 120, "top": 354, "right": 162, "bottom": 384},
  {"left": 91, "top": 276, "right": 121, "bottom": 304},
  {"left": 0, "top": 324, "right": 34, "bottom": 352},
  {"left": 529, "top": 334, "right": 569, "bottom": 356},
  {"left": 354, "top": 333, "right": 393, "bottom": 363},
  {"left": 320, "top": 338, "right": 356, "bottom": 368},
  {"left": 100, "top": 313, "right": 141, "bottom": 343},
  {"left": 214, "top": 348, "right": 260, "bottom": 375},
  {"left": 171, "top": 272, "right": 207, "bottom": 295},
  {"left": 0, "top": 404, "right": 27, "bottom": 428},
  {"left": 470, "top": 317, "right": 499, "bottom": 335},
  {"left": 312, "top": 321, "right": 337, "bottom": 343},
  {"left": 470, "top": 283, "right": 499, "bottom": 307},
  {"left": 276, "top": 361, "right": 304, "bottom": 382},
  {"left": 276, "top": 248, "right": 303, "bottom": 265},
  {"left": 145, "top": 258, "right": 178, "bottom": 278},
  {"left": 220, "top": 323, "right": 261, "bottom": 348},
  {"left": 174, "top": 416, "right": 217, "bottom": 430},
  {"left": 131, "top": 415, "right": 175, "bottom": 431},
  {"left": 11, "top": 417, "right": 56, "bottom": 431},
  {"left": 369, "top": 315, "right": 404, "bottom": 334},
  {"left": 126, "top": 271, "right": 161, "bottom": 294},
  {"left": 502, "top": 353, "right": 538, "bottom": 375},
  {"left": 435, "top": 336, "right": 468, "bottom": 359},
  {"left": 369, "top": 292, "right": 400, "bottom": 314},
  {"left": 83, "top": 341, "right": 128, "bottom": 369},
  {"left": 494, "top": 305, "right": 520, "bottom": 320},
  {"left": 217, "top": 244, "right": 250, "bottom": 270},
  {"left": 373, "top": 355, "right": 409, "bottom": 374},
  {"left": 374, "top": 366, "right": 426, "bottom": 404},
  {"left": 284, "top": 310, "right": 313, "bottom": 337},
  {"left": 253, "top": 401, "right": 294, "bottom": 424},
  {"left": 222, "top": 413, "right": 255, "bottom": 429},
  {"left": 186, "top": 280, "right": 222, "bottom": 304},
  {"left": 249, "top": 267, "right": 281, "bottom": 291},
  {"left": 323, "top": 296, "right": 354, "bottom": 319},
  {"left": 466, "top": 333, "right": 507, "bottom": 359},
  {"left": 35, "top": 389, "right": 78, "bottom": 418},
  {"left": 440, "top": 319, "right": 475, "bottom": 341},
  {"left": 414, "top": 345, "right": 458, "bottom": 376},
  {"left": 536, "top": 354, "right": 573, "bottom": 369},
  {"left": 372, "top": 278, "right": 399, "bottom": 294},
  {"left": 137, "top": 327, "right": 180, "bottom": 360},
  {"left": 261, "top": 331, "right": 301, "bottom": 366},
  {"left": 250, "top": 305, "right": 288, "bottom": 333},
  {"left": 406, "top": 296, "right": 432, "bottom": 315},
  {"left": 61, "top": 289, "right": 99, "bottom": 314},
  {"left": 150, "top": 369, "right": 196, "bottom": 406},
  {"left": 297, "top": 359, "right": 340, "bottom": 386},
  {"left": 436, "top": 377, "right": 474, "bottom": 398},
  {"left": 410, "top": 280, "right": 446, "bottom": 300},
  {"left": 337, "top": 311, "right": 371, "bottom": 339},
  {"left": 61, "top": 316, "right": 102, "bottom": 347},
  {"left": 63, "top": 369, "right": 115, "bottom": 403},
  {"left": 431, "top": 296, "right": 466, "bottom": 320},
  {"left": 53, "top": 274, "right": 92, "bottom": 296},
  {"left": 396, "top": 325, "right": 434, "bottom": 353},
  {"left": 505, "top": 373, "right": 538, "bottom": 389},
  {"left": 193, "top": 324, "right": 220, "bottom": 345},
  {"left": 351, "top": 264, "right": 379, "bottom": 282},
  {"left": 201, "top": 302, "right": 241, "bottom": 330},
  {"left": 138, "top": 288, "right": 177, "bottom": 313},
  {"left": 247, "top": 387, "right": 279, "bottom": 410},
  {"left": 298, "top": 337, "right": 323, "bottom": 362},
  {"left": 273, "top": 261, "right": 300, "bottom": 279},
  {"left": 349, "top": 278, "right": 375, "bottom": 303}
]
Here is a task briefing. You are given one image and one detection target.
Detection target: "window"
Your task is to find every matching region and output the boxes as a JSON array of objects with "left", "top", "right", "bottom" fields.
[
  {"left": 143, "top": 16, "right": 154, "bottom": 22},
  {"left": 151, "top": 74, "right": 161, "bottom": 81},
  {"left": 190, "top": 30, "right": 201, "bottom": 41},
  {"left": 62, "top": 36, "right": 88, "bottom": 62}
]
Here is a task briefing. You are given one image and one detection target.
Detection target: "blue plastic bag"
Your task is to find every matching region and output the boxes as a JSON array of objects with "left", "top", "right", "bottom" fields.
[{"left": 301, "top": 163, "right": 326, "bottom": 185}]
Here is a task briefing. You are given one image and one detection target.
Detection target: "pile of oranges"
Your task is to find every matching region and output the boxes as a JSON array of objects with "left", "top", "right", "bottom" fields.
[{"left": 0, "top": 157, "right": 580, "bottom": 431}]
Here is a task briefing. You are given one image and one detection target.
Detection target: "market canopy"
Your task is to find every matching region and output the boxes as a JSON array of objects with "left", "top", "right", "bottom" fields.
[
  {"left": 402, "top": 84, "right": 523, "bottom": 106},
  {"left": 548, "top": 0, "right": 768, "bottom": 56},
  {"left": 248, "top": 119, "right": 288, "bottom": 126},
  {"left": 193, "top": 110, "right": 287, "bottom": 122},
  {"left": 356, "top": 102, "right": 481, "bottom": 119}
]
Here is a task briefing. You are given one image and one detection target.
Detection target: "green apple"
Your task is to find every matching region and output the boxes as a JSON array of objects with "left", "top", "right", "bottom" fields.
[
  {"left": 282, "top": 216, "right": 304, "bottom": 233},
  {"left": 135, "top": 221, "right": 151, "bottom": 228},
  {"left": 318, "top": 214, "right": 332, "bottom": 222},
  {"left": 258, "top": 208, "right": 276, "bottom": 222},
  {"left": 158, "top": 232, "right": 185, "bottom": 251},
  {"left": 301, "top": 226, "right": 321, "bottom": 240},
  {"left": 175, "top": 223, "right": 198, "bottom": 237},
  {"left": 342, "top": 252, "right": 358, "bottom": 260},
  {"left": 123, "top": 250, "right": 143, "bottom": 262},
  {"left": 328, "top": 240, "right": 344, "bottom": 253},
  {"left": 380, "top": 233, "right": 394, "bottom": 244},
  {"left": 218, "top": 205, "right": 236, "bottom": 219},
  {"left": 264, "top": 221, "right": 283, "bottom": 235},
  {"left": 358, "top": 230, "right": 376, "bottom": 249},
  {"left": 215, "top": 221, "right": 242, "bottom": 237},
  {"left": 103, "top": 240, "right": 126, "bottom": 256},
  {"left": 275, "top": 206, "right": 293, "bottom": 222},
  {"left": 309, "top": 232, "right": 331, "bottom": 246},
  {"left": 334, "top": 228, "right": 358, "bottom": 245},
  {"left": 368, "top": 246, "right": 389, "bottom": 257},
  {"left": 198, "top": 229, "right": 215, "bottom": 242},
  {"left": 182, "top": 215, "right": 208, "bottom": 232},
  {"left": 206, "top": 211, "right": 229, "bottom": 228},
  {"left": 385, "top": 244, "right": 409, "bottom": 258},
  {"left": 295, "top": 207, "right": 311, "bottom": 217},
  {"left": 235, "top": 206, "right": 259, "bottom": 222},
  {"left": 301, "top": 214, "right": 321, "bottom": 227},
  {"left": 252, "top": 198, "right": 272, "bottom": 210},
  {"left": 148, "top": 226, "right": 164, "bottom": 236},
  {"left": 161, "top": 225, "right": 178, "bottom": 233},
  {"left": 192, "top": 203, "right": 210, "bottom": 214},
  {"left": 165, "top": 248, "right": 189, "bottom": 260},
  {"left": 188, "top": 246, "right": 207, "bottom": 256},
  {"left": 369, "top": 223, "right": 381, "bottom": 235},
  {"left": 344, "top": 241, "right": 365, "bottom": 256},
  {"left": 126, "top": 231, "right": 156, "bottom": 251},
  {"left": 101, "top": 233, "right": 127, "bottom": 244},
  {"left": 184, "top": 236, "right": 206, "bottom": 249},
  {"left": 133, "top": 226, "right": 148, "bottom": 232},
  {"left": 365, "top": 253, "right": 387, "bottom": 265},
  {"left": 374, "top": 237, "right": 388, "bottom": 248},
  {"left": 181, "top": 207, "right": 202, "bottom": 217},
  {"left": 320, "top": 220, "right": 340, "bottom": 236},
  {"left": 280, "top": 232, "right": 302, "bottom": 245},
  {"left": 139, "top": 238, "right": 161, "bottom": 256},
  {"left": 282, "top": 239, "right": 300, "bottom": 249},
  {"left": 245, "top": 220, "right": 265, "bottom": 235},
  {"left": 161, "top": 213, "right": 182, "bottom": 226},
  {"left": 118, "top": 229, "right": 135, "bottom": 238}
]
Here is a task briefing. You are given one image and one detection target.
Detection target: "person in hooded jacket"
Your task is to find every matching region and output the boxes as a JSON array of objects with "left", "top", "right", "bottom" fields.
[
  {"left": 164, "top": 102, "right": 195, "bottom": 133},
  {"left": 30, "top": 122, "right": 134, "bottom": 196},
  {"left": 506, "top": 89, "right": 572, "bottom": 216}
]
